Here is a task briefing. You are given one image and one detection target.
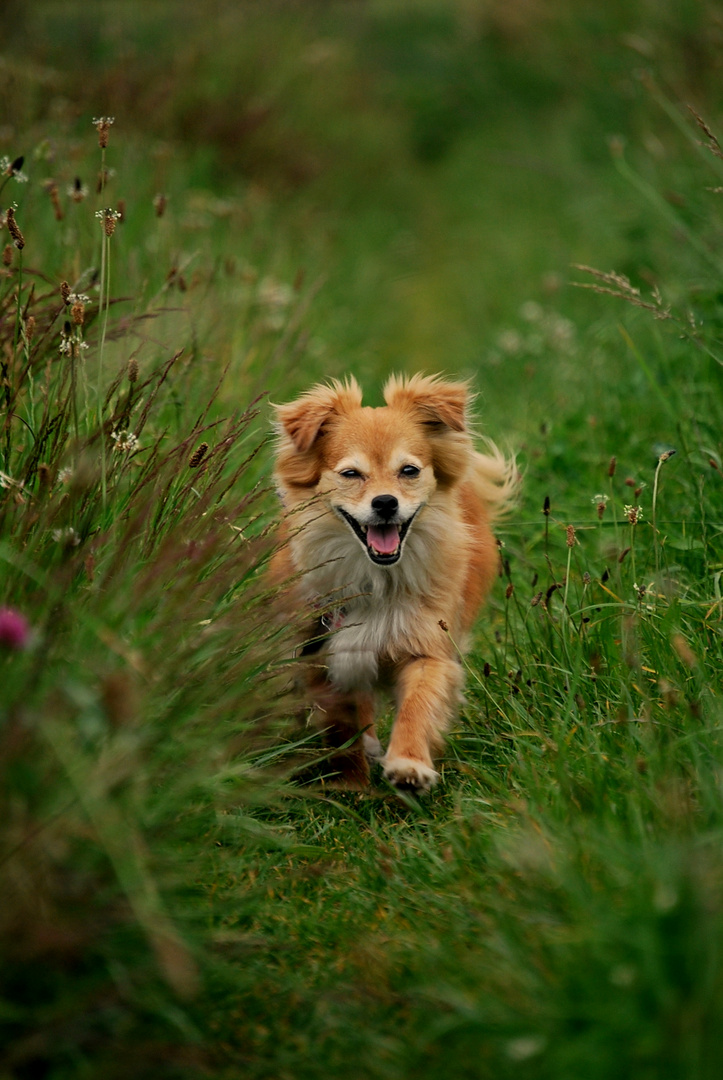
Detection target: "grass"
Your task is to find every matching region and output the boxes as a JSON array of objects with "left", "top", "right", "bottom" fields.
[{"left": 2, "top": 2, "right": 723, "bottom": 1077}]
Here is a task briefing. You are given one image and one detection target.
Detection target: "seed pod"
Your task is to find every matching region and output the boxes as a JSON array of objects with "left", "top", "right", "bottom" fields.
[
  {"left": 6, "top": 206, "right": 25, "bottom": 249},
  {"left": 189, "top": 441, "right": 209, "bottom": 469}
]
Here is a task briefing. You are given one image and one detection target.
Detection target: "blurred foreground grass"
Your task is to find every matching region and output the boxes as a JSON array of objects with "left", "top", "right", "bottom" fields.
[{"left": 2, "top": 2, "right": 723, "bottom": 1078}]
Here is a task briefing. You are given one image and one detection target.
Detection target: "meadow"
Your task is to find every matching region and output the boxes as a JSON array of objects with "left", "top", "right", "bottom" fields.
[{"left": 2, "top": 2, "right": 723, "bottom": 1077}]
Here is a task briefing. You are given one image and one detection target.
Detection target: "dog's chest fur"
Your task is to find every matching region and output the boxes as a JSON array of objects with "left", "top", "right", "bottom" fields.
[{"left": 292, "top": 506, "right": 464, "bottom": 691}]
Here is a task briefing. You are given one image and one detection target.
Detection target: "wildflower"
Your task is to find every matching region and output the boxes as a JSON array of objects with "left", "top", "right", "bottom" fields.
[
  {"left": 542, "top": 495, "right": 550, "bottom": 516},
  {"left": 59, "top": 333, "right": 88, "bottom": 358},
  {"left": 658, "top": 448, "right": 677, "bottom": 464},
  {"left": 633, "top": 582, "right": 647, "bottom": 602},
  {"left": 0, "top": 156, "right": 28, "bottom": 183},
  {"left": 92, "top": 116, "right": 115, "bottom": 149},
  {"left": 582, "top": 571, "right": 591, "bottom": 585},
  {"left": 153, "top": 192, "right": 167, "bottom": 217},
  {"left": 189, "top": 442, "right": 209, "bottom": 468},
  {"left": 127, "top": 357, "right": 139, "bottom": 383},
  {"left": 96, "top": 208, "right": 121, "bottom": 237},
  {"left": 52, "top": 527, "right": 80, "bottom": 546},
  {"left": 68, "top": 177, "right": 88, "bottom": 203},
  {"left": 60, "top": 280, "right": 71, "bottom": 304},
  {"left": 566, "top": 524, "right": 576, "bottom": 547},
  {"left": 505, "top": 582, "right": 514, "bottom": 599},
  {"left": 111, "top": 430, "right": 140, "bottom": 453},
  {"left": 624, "top": 504, "right": 643, "bottom": 525},
  {"left": 608, "top": 456, "right": 617, "bottom": 477},
  {"left": 530, "top": 591, "right": 543, "bottom": 607},
  {"left": 6, "top": 206, "right": 25, "bottom": 249},
  {"left": 69, "top": 293, "right": 90, "bottom": 325},
  {"left": 57, "top": 467, "right": 73, "bottom": 485},
  {"left": 0, "top": 606, "right": 30, "bottom": 650},
  {"left": 592, "top": 492, "right": 609, "bottom": 519}
]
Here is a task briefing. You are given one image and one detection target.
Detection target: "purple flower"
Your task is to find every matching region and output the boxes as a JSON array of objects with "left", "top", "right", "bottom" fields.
[{"left": 0, "top": 607, "right": 30, "bottom": 650}]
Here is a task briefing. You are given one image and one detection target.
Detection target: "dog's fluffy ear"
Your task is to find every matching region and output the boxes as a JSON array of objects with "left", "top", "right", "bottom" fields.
[
  {"left": 275, "top": 378, "right": 363, "bottom": 452},
  {"left": 383, "top": 373, "right": 469, "bottom": 432}
]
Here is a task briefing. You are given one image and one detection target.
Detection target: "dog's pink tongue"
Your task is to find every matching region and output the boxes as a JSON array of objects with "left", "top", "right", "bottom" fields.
[{"left": 367, "top": 524, "right": 400, "bottom": 554}]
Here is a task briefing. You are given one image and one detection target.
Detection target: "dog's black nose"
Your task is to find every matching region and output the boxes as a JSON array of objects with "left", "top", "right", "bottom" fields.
[{"left": 371, "top": 494, "right": 399, "bottom": 520}]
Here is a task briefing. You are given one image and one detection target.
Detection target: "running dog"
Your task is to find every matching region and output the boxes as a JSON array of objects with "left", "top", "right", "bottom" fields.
[{"left": 271, "top": 373, "right": 516, "bottom": 791}]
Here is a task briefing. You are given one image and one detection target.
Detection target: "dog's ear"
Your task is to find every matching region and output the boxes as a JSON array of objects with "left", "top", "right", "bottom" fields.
[
  {"left": 275, "top": 378, "right": 363, "bottom": 452},
  {"left": 383, "top": 373, "right": 469, "bottom": 431}
]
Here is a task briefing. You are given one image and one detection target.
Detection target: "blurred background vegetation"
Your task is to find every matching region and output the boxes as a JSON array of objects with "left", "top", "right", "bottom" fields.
[
  {"left": 3, "top": 2, "right": 723, "bottom": 1078},
  {"left": 5, "top": 0, "right": 723, "bottom": 425}
]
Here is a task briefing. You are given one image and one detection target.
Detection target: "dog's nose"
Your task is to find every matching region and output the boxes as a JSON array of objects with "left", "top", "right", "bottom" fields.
[{"left": 371, "top": 494, "right": 399, "bottom": 520}]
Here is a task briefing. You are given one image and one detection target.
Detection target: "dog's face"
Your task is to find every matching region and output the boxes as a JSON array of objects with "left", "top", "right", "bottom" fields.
[{"left": 275, "top": 374, "right": 473, "bottom": 566}]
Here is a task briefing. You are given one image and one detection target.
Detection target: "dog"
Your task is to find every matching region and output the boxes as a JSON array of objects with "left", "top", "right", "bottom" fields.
[{"left": 271, "top": 373, "right": 516, "bottom": 791}]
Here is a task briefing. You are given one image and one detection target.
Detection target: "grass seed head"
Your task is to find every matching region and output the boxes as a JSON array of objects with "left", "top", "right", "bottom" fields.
[
  {"left": 69, "top": 177, "right": 87, "bottom": 203},
  {"left": 128, "top": 357, "right": 139, "bottom": 383},
  {"left": 93, "top": 116, "right": 115, "bottom": 148},
  {"left": 96, "top": 208, "right": 121, "bottom": 237},
  {"left": 189, "top": 441, "right": 209, "bottom": 469},
  {"left": 6, "top": 206, "right": 25, "bottom": 249}
]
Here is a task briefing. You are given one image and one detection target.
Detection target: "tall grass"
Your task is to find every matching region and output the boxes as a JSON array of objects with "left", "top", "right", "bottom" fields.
[{"left": 0, "top": 116, "right": 306, "bottom": 1077}]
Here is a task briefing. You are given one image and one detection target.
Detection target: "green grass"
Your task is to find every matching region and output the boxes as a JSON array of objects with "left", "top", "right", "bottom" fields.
[{"left": 2, "top": 2, "right": 723, "bottom": 1078}]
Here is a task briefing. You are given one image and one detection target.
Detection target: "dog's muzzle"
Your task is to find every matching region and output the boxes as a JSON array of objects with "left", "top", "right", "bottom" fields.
[{"left": 336, "top": 505, "right": 418, "bottom": 565}]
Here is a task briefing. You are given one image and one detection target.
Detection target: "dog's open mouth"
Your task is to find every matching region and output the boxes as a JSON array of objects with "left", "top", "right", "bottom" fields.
[{"left": 337, "top": 508, "right": 416, "bottom": 565}]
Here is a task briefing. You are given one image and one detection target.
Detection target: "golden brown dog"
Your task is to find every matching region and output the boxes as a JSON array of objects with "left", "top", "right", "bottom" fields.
[{"left": 271, "top": 374, "right": 516, "bottom": 791}]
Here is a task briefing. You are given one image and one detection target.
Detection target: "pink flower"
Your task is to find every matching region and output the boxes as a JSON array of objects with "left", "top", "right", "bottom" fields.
[{"left": 0, "top": 607, "right": 30, "bottom": 650}]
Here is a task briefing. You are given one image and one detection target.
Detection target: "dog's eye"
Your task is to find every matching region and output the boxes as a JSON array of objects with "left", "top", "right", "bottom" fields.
[
  {"left": 339, "top": 468, "right": 363, "bottom": 480},
  {"left": 399, "top": 465, "right": 420, "bottom": 478}
]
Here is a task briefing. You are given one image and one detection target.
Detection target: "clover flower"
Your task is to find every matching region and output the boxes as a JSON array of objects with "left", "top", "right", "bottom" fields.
[{"left": 0, "top": 607, "right": 30, "bottom": 650}]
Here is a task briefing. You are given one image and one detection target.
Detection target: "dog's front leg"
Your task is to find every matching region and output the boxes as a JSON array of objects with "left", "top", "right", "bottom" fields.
[
  {"left": 382, "top": 657, "right": 463, "bottom": 791},
  {"left": 310, "top": 676, "right": 376, "bottom": 788}
]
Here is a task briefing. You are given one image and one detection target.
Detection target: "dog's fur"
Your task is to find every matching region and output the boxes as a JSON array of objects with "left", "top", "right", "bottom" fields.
[{"left": 270, "top": 374, "right": 516, "bottom": 791}]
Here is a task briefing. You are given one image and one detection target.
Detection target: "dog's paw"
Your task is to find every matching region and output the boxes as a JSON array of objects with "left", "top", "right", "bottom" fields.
[
  {"left": 382, "top": 756, "right": 439, "bottom": 792},
  {"left": 363, "top": 732, "right": 384, "bottom": 761}
]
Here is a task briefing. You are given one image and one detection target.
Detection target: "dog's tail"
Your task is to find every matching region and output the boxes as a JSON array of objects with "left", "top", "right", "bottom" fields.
[{"left": 468, "top": 441, "right": 520, "bottom": 520}]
